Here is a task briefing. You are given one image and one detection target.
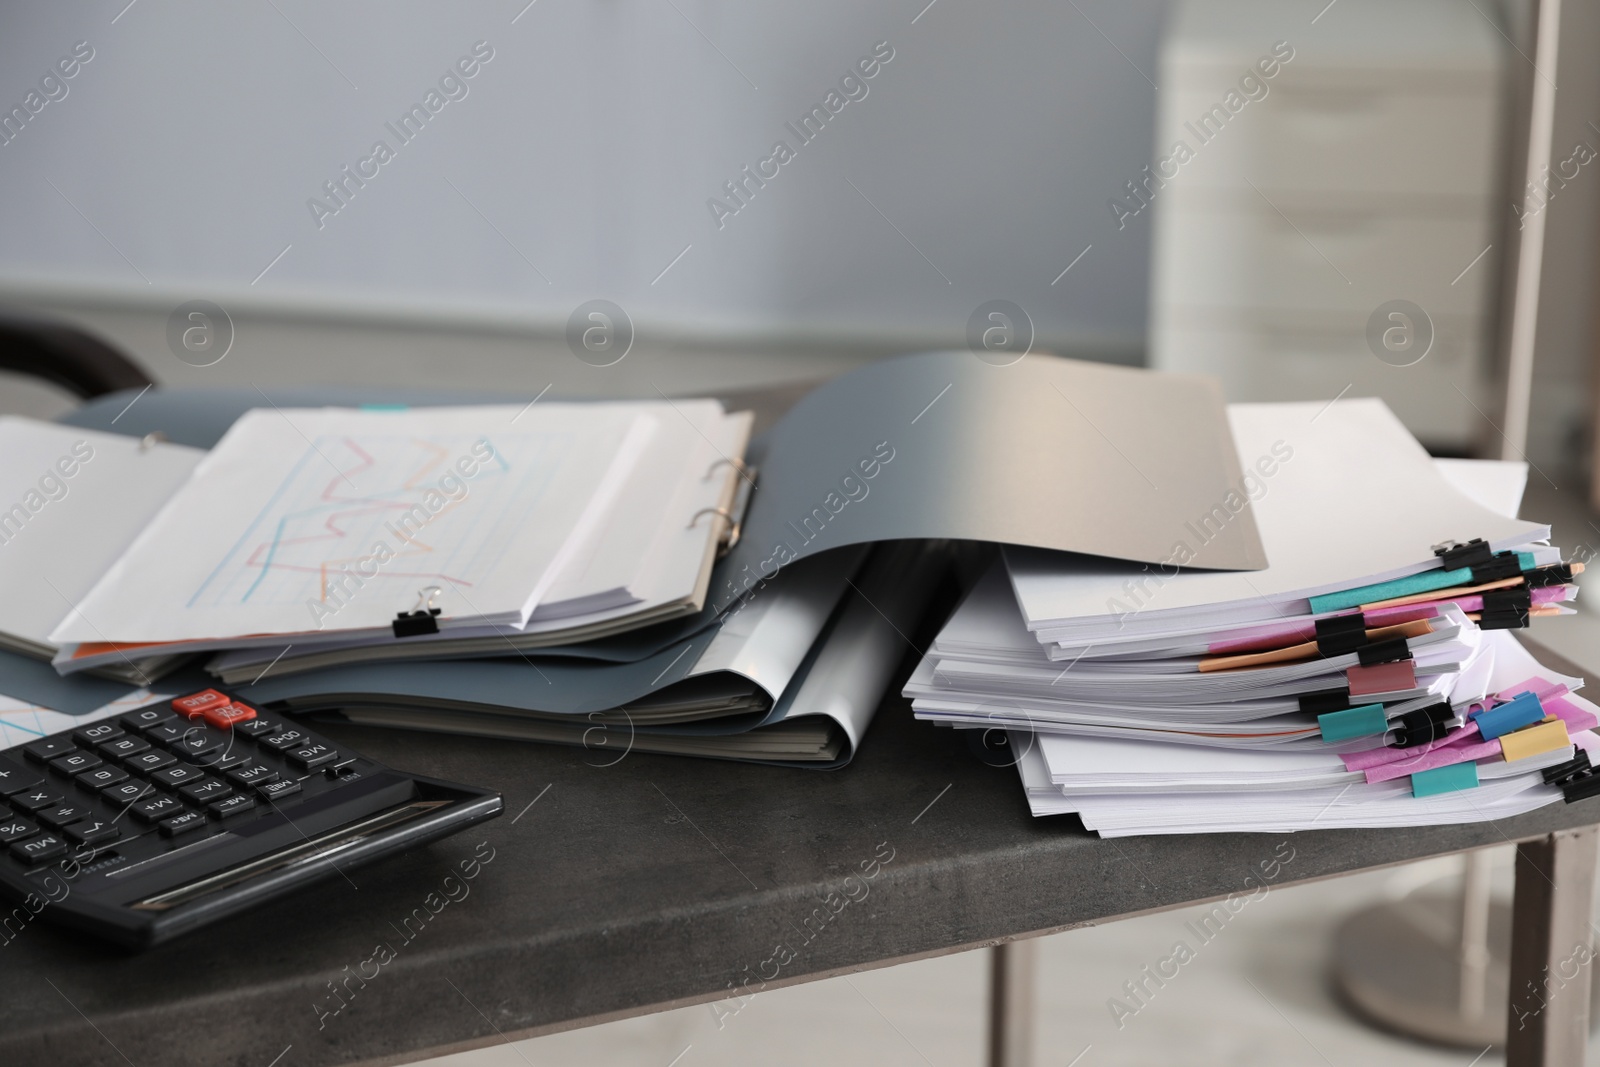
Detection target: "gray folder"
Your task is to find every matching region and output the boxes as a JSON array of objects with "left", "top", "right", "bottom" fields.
[{"left": 714, "top": 352, "right": 1266, "bottom": 610}]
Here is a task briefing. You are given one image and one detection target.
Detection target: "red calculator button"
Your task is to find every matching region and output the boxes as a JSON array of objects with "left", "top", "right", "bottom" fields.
[
  {"left": 202, "top": 702, "right": 257, "bottom": 729},
  {"left": 172, "top": 690, "right": 231, "bottom": 719}
]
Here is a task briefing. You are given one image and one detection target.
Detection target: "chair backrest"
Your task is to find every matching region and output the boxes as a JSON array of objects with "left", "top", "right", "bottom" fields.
[{"left": 0, "top": 312, "right": 152, "bottom": 399}]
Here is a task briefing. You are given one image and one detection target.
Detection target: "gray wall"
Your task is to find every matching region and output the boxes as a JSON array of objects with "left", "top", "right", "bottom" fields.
[{"left": 0, "top": 0, "right": 1168, "bottom": 353}]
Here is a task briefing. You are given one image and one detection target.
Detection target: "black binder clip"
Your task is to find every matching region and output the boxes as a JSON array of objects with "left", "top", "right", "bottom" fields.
[
  {"left": 393, "top": 586, "right": 443, "bottom": 638},
  {"left": 1356, "top": 636, "right": 1410, "bottom": 667},
  {"left": 1299, "top": 687, "right": 1352, "bottom": 715},
  {"left": 1526, "top": 563, "right": 1575, "bottom": 589},
  {"left": 1471, "top": 553, "right": 1523, "bottom": 583},
  {"left": 1315, "top": 614, "right": 1368, "bottom": 657},
  {"left": 1433, "top": 539, "right": 1522, "bottom": 584},
  {"left": 1477, "top": 587, "right": 1532, "bottom": 630},
  {"left": 1543, "top": 749, "right": 1592, "bottom": 787},
  {"left": 1433, "top": 538, "right": 1493, "bottom": 569},
  {"left": 1391, "top": 703, "right": 1455, "bottom": 748}
]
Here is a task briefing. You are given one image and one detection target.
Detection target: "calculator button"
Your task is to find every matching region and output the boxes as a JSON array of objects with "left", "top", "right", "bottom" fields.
[
  {"left": 126, "top": 750, "right": 177, "bottom": 773},
  {"left": 259, "top": 730, "right": 309, "bottom": 752},
  {"left": 171, "top": 732, "right": 225, "bottom": 760},
  {"left": 0, "top": 817, "right": 37, "bottom": 842},
  {"left": 22, "top": 738, "right": 76, "bottom": 764},
  {"left": 160, "top": 810, "right": 208, "bottom": 837},
  {"left": 65, "top": 820, "right": 119, "bottom": 847},
  {"left": 209, "top": 794, "right": 256, "bottom": 819},
  {"left": 102, "top": 780, "right": 154, "bottom": 805},
  {"left": 132, "top": 794, "right": 184, "bottom": 823},
  {"left": 257, "top": 779, "right": 302, "bottom": 802},
  {"left": 286, "top": 744, "right": 338, "bottom": 770},
  {"left": 76, "top": 765, "right": 129, "bottom": 791},
  {"left": 234, "top": 717, "right": 282, "bottom": 739},
  {"left": 38, "top": 803, "right": 91, "bottom": 829},
  {"left": 172, "top": 689, "right": 231, "bottom": 719},
  {"left": 179, "top": 778, "right": 232, "bottom": 804},
  {"left": 0, "top": 761, "right": 44, "bottom": 796},
  {"left": 203, "top": 750, "right": 249, "bottom": 772},
  {"left": 11, "top": 833, "right": 67, "bottom": 864},
  {"left": 101, "top": 735, "right": 151, "bottom": 759},
  {"left": 121, "top": 708, "right": 179, "bottom": 734},
  {"left": 12, "top": 789, "right": 61, "bottom": 812},
  {"left": 50, "top": 750, "right": 103, "bottom": 776},
  {"left": 146, "top": 724, "right": 189, "bottom": 745},
  {"left": 73, "top": 722, "right": 124, "bottom": 746},
  {"left": 227, "top": 764, "right": 278, "bottom": 787},
  {"left": 151, "top": 764, "right": 206, "bottom": 788},
  {"left": 201, "top": 702, "right": 256, "bottom": 730}
]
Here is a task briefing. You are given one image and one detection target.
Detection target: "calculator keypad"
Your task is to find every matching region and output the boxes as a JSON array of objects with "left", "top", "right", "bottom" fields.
[{"left": 0, "top": 695, "right": 372, "bottom": 875}]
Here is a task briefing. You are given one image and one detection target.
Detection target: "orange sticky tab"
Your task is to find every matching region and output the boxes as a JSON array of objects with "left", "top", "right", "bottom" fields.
[
  {"left": 171, "top": 689, "right": 230, "bottom": 719},
  {"left": 1499, "top": 719, "right": 1571, "bottom": 762}
]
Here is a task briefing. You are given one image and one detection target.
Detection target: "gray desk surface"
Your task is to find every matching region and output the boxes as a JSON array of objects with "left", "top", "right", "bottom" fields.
[{"left": 2, "top": 385, "right": 1594, "bottom": 1066}]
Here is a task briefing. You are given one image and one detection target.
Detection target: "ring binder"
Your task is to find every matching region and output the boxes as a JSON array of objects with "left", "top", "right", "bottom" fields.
[
  {"left": 688, "top": 506, "right": 741, "bottom": 557},
  {"left": 392, "top": 586, "right": 443, "bottom": 639},
  {"left": 689, "top": 461, "right": 758, "bottom": 559},
  {"left": 704, "top": 456, "right": 754, "bottom": 483}
]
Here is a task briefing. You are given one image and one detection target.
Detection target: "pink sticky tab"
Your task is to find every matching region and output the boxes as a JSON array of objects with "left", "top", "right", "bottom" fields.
[
  {"left": 1341, "top": 722, "right": 1481, "bottom": 771},
  {"left": 1347, "top": 660, "right": 1417, "bottom": 697},
  {"left": 1545, "top": 695, "right": 1599, "bottom": 734},
  {"left": 1363, "top": 604, "right": 1439, "bottom": 627},
  {"left": 1364, "top": 738, "right": 1501, "bottom": 785},
  {"left": 1496, "top": 677, "right": 1568, "bottom": 704}
]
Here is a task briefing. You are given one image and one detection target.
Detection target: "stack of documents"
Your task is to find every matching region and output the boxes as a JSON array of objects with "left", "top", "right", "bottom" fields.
[
  {"left": 22, "top": 352, "right": 1278, "bottom": 766},
  {"left": 906, "top": 398, "right": 1591, "bottom": 832},
  {"left": 52, "top": 399, "right": 753, "bottom": 673}
]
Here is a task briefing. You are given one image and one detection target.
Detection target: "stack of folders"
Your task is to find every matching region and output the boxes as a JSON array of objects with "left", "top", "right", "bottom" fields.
[
  {"left": 905, "top": 398, "right": 1596, "bottom": 834},
  {"left": 10, "top": 351, "right": 1277, "bottom": 768}
]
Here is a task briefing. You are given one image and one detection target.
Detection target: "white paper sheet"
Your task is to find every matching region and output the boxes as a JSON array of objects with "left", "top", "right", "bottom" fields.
[
  {"left": 1007, "top": 399, "right": 1548, "bottom": 633},
  {"left": 52, "top": 403, "right": 648, "bottom": 644},
  {"left": 0, "top": 418, "right": 203, "bottom": 655}
]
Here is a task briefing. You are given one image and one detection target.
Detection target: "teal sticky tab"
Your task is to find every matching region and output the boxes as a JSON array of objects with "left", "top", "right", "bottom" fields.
[
  {"left": 1318, "top": 704, "right": 1388, "bottom": 743},
  {"left": 1476, "top": 691, "right": 1544, "bottom": 740},
  {"left": 1412, "top": 761, "right": 1479, "bottom": 798},
  {"left": 1309, "top": 566, "right": 1473, "bottom": 614},
  {"left": 1517, "top": 552, "right": 1537, "bottom": 570},
  {"left": 359, "top": 403, "right": 409, "bottom": 411}
]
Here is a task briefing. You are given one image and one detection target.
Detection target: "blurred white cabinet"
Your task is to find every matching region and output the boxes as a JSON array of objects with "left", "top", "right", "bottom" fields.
[{"left": 1149, "top": 0, "right": 1505, "bottom": 448}]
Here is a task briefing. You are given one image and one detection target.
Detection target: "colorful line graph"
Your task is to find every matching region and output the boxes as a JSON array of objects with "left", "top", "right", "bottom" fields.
[{"left": 188, "top": 431, "right": 564, "bottom": 611}]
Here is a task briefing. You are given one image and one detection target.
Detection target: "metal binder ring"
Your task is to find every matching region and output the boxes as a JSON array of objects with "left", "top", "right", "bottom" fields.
[
  {"left": 688, "top": 506, "right": 742, "bottom": 554},
  {"left": 704, "top": 456, "right": 752, "bottom": 482},
  {"left": 414, "top": 585, "right": 443, "bottom": 612}
]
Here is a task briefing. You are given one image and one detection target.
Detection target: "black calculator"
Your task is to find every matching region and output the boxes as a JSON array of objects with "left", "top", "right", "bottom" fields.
[{"left": 0, "top": 688, "right": 501, "bottom": 949}]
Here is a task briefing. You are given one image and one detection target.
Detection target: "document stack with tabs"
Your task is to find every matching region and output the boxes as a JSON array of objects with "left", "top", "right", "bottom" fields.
[{"left": 905, "top": 398, "right": 1595, "bottom": 835}]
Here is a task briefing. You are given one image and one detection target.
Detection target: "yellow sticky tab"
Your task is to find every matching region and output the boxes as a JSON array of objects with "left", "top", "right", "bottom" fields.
[{"left": 1499, "top": 719, "right": 1571, "bottom": 762}]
